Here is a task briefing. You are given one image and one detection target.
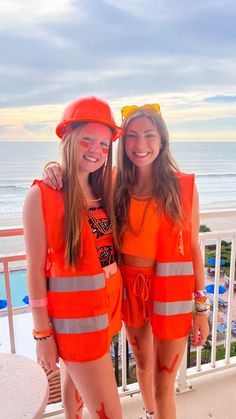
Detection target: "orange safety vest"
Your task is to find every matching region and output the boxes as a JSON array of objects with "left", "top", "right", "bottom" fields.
[
  {"left": 33, "top": 180, "right": 110, "bottom": 362},
  {"left": 152, "top": 172, "right": 195, "bottom": 340}
]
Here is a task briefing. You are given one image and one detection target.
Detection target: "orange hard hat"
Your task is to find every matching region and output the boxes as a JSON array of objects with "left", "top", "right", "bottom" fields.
[{"left": 56, "top": 96, "right": 122, "bottom": 141}]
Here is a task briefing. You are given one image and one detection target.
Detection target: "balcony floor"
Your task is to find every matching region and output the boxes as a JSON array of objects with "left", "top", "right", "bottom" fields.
[{"left": 49, "top": 367, "right": 236, "bottom": 419}]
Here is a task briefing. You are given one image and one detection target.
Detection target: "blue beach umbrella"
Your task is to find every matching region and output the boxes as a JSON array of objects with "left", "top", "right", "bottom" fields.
[
  {"left": 0, "top": 299, "right": 7, "bottom": 309},
  {"left": 207, "top": 257, "right": 225, "bottom": 266},
  {"left": 206, "top": 284, "right": 227, "bottom": 295},
  {"left": 22, "top": 295, "right": 29, "bottom": 305}
]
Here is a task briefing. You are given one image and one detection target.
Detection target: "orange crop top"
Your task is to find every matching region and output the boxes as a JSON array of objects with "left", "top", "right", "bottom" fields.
[{"left": 121, "top": 197, "right": 161, "bottom": 260}]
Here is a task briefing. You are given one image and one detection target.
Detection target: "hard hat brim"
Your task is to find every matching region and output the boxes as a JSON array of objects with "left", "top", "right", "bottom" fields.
[{"left": 56, "top": 118, "right": 122, "bottom": 142}]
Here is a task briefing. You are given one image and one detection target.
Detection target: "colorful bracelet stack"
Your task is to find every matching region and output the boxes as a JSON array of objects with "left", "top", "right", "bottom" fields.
[
  {"left": 194, "top": 289, "right": 210, "bottom": 315},
  {"left": 32, "top": 325, "right": 52, "bottom": 341}
]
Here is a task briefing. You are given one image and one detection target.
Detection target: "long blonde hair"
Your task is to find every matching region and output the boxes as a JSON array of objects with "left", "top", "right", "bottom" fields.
[
  {"left": 61, "top": 124, "right": 115, "bottom": 267},
  {"left": 114, "top": 109, "right": 184, "bottom": 244}
]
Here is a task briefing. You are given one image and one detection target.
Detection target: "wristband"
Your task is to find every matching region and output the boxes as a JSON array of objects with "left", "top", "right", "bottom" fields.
[
  {"left": 34, "top": 334, "right": 52, "bottom": 341},
  {"left": 32, "top": 325, "right": 52, "bottom": 340},
  {"left": 195, "top": 309, "right": 209, "bottom": 315},
  {"left": 195, "top": 299, "right": 210, "bottom": 315},
  {"left": 30, "top": 297, "right": 48, "bottom": 308},
  {"left": 194, "top": 289, "right": 207, "bottom": 298},
  {"left": 194, "top": 296, "right": 208, "bottom": 303}
]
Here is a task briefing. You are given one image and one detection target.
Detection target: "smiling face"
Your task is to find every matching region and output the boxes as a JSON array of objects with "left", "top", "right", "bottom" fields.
[
  {"left": 124, "top": 116, "right": 161, "bottom": 168},
  {"left": 75, "top": 122, "right": 112, "bottom": 174}
]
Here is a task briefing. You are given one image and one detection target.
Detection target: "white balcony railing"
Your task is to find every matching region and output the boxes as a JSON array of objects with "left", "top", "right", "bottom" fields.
[{"left": 1, "top": 210, "right": 236, "bottom": 417}]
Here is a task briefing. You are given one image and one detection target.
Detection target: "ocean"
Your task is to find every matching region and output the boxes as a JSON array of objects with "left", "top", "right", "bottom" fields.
[
  {"left": 0, "top": 141, "right": 236, "bottom": 225},
  {"left": 0, "top": 140, "right": 236, "bottom": 309}
]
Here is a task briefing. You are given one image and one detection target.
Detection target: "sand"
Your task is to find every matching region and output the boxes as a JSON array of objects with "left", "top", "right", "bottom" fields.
[
  {"left": 201, "top": 213, "right": 236, "bottom": 233},
  {"left": 0, "top": 213, "right": 235, "bottom": 271}
]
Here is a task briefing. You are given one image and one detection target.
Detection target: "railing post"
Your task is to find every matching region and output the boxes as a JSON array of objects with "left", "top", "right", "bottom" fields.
[
  {"left": 196, "top": 238, "right": 207, "bottom": 371},
  {"left": 211, "top": 238, "right": 221, "bottom": 367},
  {"left": 3, "top": 261, "right": 16, "bottom": 353},
  {"left": 121, "top": 325, "right": 128, "bottom": 392},
  {"left": 225, "top": 235, "right": 236, "bottom": 363},
  {"left": 175, "top": 343, "right": 194, "bottom": 394}
]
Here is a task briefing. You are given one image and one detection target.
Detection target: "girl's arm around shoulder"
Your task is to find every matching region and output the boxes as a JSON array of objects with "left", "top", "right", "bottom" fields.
[{"left": 42, "top": 161, "right": 62, "bottom": 190}]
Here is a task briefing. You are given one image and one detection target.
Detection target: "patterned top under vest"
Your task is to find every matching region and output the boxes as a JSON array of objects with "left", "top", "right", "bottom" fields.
[{"left": 87, "top": 206, "right": 116, "bottom": 268}]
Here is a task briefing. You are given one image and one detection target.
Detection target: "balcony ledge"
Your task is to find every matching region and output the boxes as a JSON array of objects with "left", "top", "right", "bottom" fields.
[{"left": 46, "top": 366, "right": 236, "bottom": 419}]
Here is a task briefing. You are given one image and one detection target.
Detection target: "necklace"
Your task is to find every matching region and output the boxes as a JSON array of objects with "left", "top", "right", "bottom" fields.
[
  {"left": 86, "top": 197, "right": 102, "bottom": 202},
  {"left": 129, "top": 198, "right": 152, "bottom": 237},
  {"left": 86, "top": 209, "right": 113, "bottom": 235},
  {"left": 129, "top": 192, "right": 152, "bottom": 200}
]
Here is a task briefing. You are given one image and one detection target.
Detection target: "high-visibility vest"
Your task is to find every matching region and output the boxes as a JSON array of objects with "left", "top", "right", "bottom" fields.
[
  {"left": 33, "top": 180, "right": 110, "bottom": 362},
  {"left": 152, "top": 172, "right": 195, "bottom": 340}
]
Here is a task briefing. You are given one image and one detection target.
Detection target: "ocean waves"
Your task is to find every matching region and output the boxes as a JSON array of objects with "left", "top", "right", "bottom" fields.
[{"left": 0, "top": 141, "right": 236, "bottom": 220}]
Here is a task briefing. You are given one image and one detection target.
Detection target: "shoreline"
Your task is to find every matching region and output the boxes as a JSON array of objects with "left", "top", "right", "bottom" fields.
[
  {"left": 1, "top": 213, "right": 235, "bottom": 230},
  {"left": 201, "top": 215, "right": 236, "bottom": 233},
  {"left": 0, "top": 214, "right": 235, "bottom": 272}
]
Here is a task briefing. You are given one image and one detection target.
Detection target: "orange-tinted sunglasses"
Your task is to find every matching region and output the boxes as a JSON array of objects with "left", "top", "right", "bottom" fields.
[{"left": 121, "top": 103, "right": 162, "bottom": 120}]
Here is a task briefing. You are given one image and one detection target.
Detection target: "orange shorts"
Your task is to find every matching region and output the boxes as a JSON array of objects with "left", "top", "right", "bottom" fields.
[
  {"left": 121, "top": 264, "right": 155, "bottom": 328},
  {"left": 107, "top": 268, "right": 122, "bottom": 340}
]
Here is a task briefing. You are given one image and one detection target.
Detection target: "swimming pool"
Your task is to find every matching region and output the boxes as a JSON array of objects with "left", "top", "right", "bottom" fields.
[{"left": 0, "top": 269, "right": 28, "bottom": 309}]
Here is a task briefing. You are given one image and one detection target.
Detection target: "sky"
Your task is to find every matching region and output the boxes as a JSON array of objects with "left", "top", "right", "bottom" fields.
[{"left": 0, "top": 0, "right": 236, "bottom": 142}]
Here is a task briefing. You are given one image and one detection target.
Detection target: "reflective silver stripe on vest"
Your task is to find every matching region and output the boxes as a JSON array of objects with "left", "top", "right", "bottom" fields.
[
  {"left": 156, "top": 261, "right": 194, "bottom": 277},
  {"left": 153, "top": 300, "right": 193, "bottom": 316},
  {"left": 52, "top": 314, "right": 109, "bottom": 334},
  {"left": 48, "top": 273, "right": 105, "bottom": 292}
]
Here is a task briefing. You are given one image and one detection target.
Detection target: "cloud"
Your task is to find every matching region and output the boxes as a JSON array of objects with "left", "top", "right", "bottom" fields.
[
  {"left": 204, "top": 95, "right": 236, "bottom": 104},
  {"left": 0, "top": 0, "right": 86, "bottom": 47},
  {"left": 103, "top": 0, "right": 236, "bottom": 22},
  {"left": 0, "top": 0, "right": 84, "bottom": 29},
  {"left": 1, "top": 90, "right": 236, "bottom": 141},
  {"left": 0, "top": 1, "right": 236, "bottom": 142},
  {"left": 0, "top": 123, "right": 55, "bottom": 141},
  {"left": 1, "top": 51, "right": 236, "bottom": 109}
]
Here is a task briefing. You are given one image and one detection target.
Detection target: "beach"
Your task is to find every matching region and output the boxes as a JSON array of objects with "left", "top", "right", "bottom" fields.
[
  {"left": 0, "top": 213, "right": 235, "bottom": 276},
  {"left": 201, "top": 214, "right": 236, "bottom": 232},
  {"left": 1, "top": 213, "right": 235, "bottom": 258}
]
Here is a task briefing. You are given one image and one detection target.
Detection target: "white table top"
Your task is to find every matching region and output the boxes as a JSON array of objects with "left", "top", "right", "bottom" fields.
[{"left": 0, "top": 353, "right": 49, "bottom": 419}]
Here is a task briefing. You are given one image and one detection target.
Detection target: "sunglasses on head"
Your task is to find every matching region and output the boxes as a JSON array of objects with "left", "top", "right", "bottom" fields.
[{"left": 121, "top": 103, "right": 162, "bottom": 120}]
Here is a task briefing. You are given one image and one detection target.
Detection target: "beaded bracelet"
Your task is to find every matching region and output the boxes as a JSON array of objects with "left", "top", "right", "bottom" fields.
[
  {"left": 33, "top": 334, "right": 52, "bottom": 342},
  {"left": 32, "top": 325, "right": 52, "bottom": 340},
  {"left": 195, "top": 300, "right": 210, "bottom": 315},
  {"left": 194, "top": 290, "right": 210, "bottom": 315}
]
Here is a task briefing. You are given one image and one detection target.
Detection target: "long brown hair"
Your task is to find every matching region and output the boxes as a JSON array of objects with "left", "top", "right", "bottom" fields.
[
  {"left": 61, "top": 124, "right": 115, "bottom": 267},
  {"left": 114, "top": 109, "right": 184, "bottom": 245}
]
